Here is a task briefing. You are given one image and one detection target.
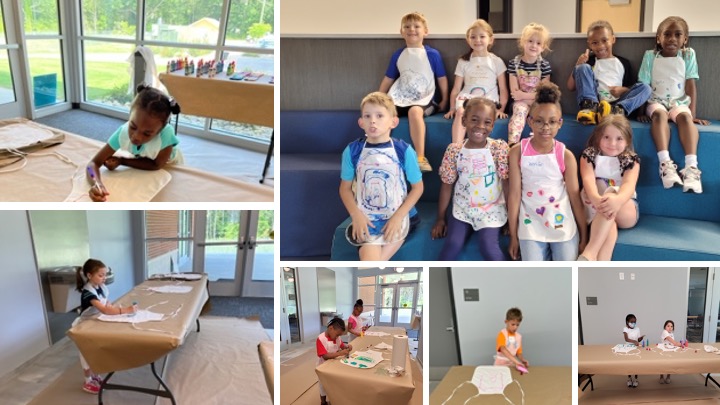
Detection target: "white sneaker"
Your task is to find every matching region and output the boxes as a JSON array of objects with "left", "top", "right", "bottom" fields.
[
  {"left": 659, "top": 160, "right": 683, "bottom": 189},
  {"left": 680, "top": 166, "right": 702, "bottom": 193},
  {"left": 627, "top": 377, "right": 633, "bottom": 387},
  {"left": 633, "top": 377, "right": 639, "bottom": 387}
]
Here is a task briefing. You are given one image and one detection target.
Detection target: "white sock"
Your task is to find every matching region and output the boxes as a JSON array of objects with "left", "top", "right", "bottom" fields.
[
  {"left": 685, "top": 154, "right": 698, "bottom": 168},
  {"left": 85, "top": 376, "right": 92, "bottom": 383},
  {"left": 657, "top": 150, "right": 670, "bottom": 163}
]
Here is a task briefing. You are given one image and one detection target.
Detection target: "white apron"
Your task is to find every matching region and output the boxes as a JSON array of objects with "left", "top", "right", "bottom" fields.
[
  {"left": 452, "top": 141, "right": 506, "bottom": 230},
  {"left": 347, "top": 140, "right": 409, "bottom": 245},
  {"left": 388, "top": 47, "right": 435, "bottom": 107},
  {"left": 593, "top": 57, "right": 624, "bottom": 102},
  {"left": 518, "top": 139, "right": 576, "bottom": 242},
  {"left": 348, "top": 314, "right": 362, "bottom": 341},
  {"left": 457, "top": 56, "right": 501, "bottom": 104},
  {"left": 117, "top": 126, "right": 181, "bottom": 163},
  {"left": 494, "top": 329, "right": 522, "bottom": 366},
  {"left": 649, "top": 51, "right": 691, "bottom": 108},
  {"left": 581, "top": 154, "right": 635, "bottom": 222}
]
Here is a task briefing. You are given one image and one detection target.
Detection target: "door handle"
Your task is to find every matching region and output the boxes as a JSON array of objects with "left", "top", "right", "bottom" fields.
[
  {"left": 446, "top": 326, "right": 455, "bottom": 332},
  {"left": 238, "top": 236, "right": 246, "bottom": 250},
  {"left": 248, "top": 236, "right": 256, "bottom": 250}
]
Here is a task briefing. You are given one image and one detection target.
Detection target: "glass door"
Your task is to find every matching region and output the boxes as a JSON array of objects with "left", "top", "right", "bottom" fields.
[
  {"left": 241, "top": 210, "right": 274, "bottom": 297},
  {"left": 195, "top": 210, "right": 247, "bottom": 296},
  {"left": 375, "top": 282, "right": 418, "bottom": 329},
  {"left": 0, "top": 0, "right": 27, "bottom": 118},
  {"left": 689, "top": 267, "right": 708, "bottom": 343},
  {"left": 280, "top": 267, "right": 301, "bottom": 350},
  {"left": 702, "top": 267, "right": 720, "bottom": 343}
]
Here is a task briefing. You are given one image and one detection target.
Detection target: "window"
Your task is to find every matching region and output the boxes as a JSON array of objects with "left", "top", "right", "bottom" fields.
[{"left": 144, "top": 210, "right": 194, "bottom": 277}]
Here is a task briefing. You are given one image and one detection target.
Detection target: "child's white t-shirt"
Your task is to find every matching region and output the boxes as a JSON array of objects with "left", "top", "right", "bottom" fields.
[
  {"left": 661, "top": 330, "right": 674, "bottom": 342},
  {"left": 623, "top": 326, "right": 641, "bottom": 341}
]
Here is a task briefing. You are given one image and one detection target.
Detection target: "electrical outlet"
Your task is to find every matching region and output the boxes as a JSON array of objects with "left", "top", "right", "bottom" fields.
[
  {"left": 619, "top": 272, "right": 624, "bottom": 280},
  {"left": 631, "top": 273, "right": 635, "bottom": 281}
]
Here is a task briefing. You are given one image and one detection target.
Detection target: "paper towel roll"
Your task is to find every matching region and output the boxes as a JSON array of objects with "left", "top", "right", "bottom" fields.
[{"left": 391, "top": 335, "right": 408, "bottom": 369}]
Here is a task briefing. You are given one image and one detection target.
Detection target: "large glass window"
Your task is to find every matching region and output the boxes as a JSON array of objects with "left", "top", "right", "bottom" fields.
[
  {"left": 144, "top": 210, "right": 194, "bottom": 277},
  {"left": 143, "top": 1, "right": 224, "bottom": 45},
  {"left": 24, "top": 1, "right": 65, "bottom": 108},
  {"left": 81, "top": 0, "right": 137, "bottom": 39}
]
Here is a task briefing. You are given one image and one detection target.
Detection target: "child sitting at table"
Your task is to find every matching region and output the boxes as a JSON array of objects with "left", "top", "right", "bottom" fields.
[
  {"left": 623, "top": 313, "right": 645, "bottom": 388},
  {"left": 660, "top": 320, "right": 682, "bottom": 384},
  {"left": 73, "top": 259, "right": 136, "bottom": 394},
  {"left": 317, "top": 317, "right": 353, "bottom": 405},
  {"left": 494, "top": 307, "right": 529, "bottom": 373},
  {"left": 87, "top": 84, "right": 182, "bottom": 202}
]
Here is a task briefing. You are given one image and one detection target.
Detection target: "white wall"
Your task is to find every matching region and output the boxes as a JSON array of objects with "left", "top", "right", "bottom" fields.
[
  {"left": 281, "top": 0, "right": 476, "bottom": 35},
  {"left": 513, "top": 0, "right": 576, "bottom": 35},
  {"left": 651, "top": 0, "right": 720, "bottom": 32},
  {"left": 451, "top": 267, "right": 572, "bottom": 366},
  {"left": 297, "top": 267, "right": 321, "bottom": 342},
  {"left": 87, "top": 211, "right": 135, "bottom": 299},
  {"left": 0, "top": 211, "right": 49, "bottom": 379},
  {"left": 332, "top": 267, "right": 355, "bottom": 321},
  {"left": 579, "top": 267, "right": 688, "bottom": 345}
]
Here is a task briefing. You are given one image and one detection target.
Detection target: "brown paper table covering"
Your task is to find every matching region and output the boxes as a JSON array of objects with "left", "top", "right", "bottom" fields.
[
  {"left": 430, "top": 366, "right": 572, "bottom": 405},
  {"left": 259, "top": 340, "right": 275, "bottom": 401},
  {"left": 316, "top": 326, "right": 415, "bottom": 405},
  {"left": 0, "top": 118, "right": 274, "bottom": 202},
  {"left": 579, "top": 343, "right": 720, "bottom": 375},
  {"left": 67, "top": 275, "right": 209, "bottom": 374},
  {"left": 158, "top": 72, "right": 273, "bottom": 127}
]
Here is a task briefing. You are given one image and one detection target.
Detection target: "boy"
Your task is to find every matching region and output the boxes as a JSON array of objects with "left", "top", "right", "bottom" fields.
[
  {"left": 494, "top": 307, "right": 529, "bottom": 372},
  {"left": 316, "top": 318, "right": 351, "bottom": 405},
  {"left": 567, "top": 20, "right": 651, "bottom": 125},
  {"left": 379, "top": 12, "right": 449, "bottom": 172},
  {"left": 339, "top": 92, "right": 424, "bottom": 261}
]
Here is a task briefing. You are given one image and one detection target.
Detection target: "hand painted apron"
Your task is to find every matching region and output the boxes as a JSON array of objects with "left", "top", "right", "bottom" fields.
[
  {"left": 593, "top": 57, "right": 624, "bottom": 102},
  {"left": 581, "top": 154, "right": 635, "bottom": 222},
  {"left": 457, "top": 56, "right": 500, "bottom": 106},
  {"left": 348, "top": 314, "right": 362, "bottom": 341},
  {"left": 649, "top": 51, "right": 691, "bottom": 108},
  {"left": 388, "top": 47, "right": 435, "bottom": 107},
  {"left": 494, "top": 329, "right": 522, "bottom": 366},
  {"left": 347, "top": 140, "right": 409, "bottom": 245},
  {"left": 452, "top": 141, "right": 506, "bottom": 230},
  {"left": 518, "top": 139, "right": 576, "bottom": 242}
]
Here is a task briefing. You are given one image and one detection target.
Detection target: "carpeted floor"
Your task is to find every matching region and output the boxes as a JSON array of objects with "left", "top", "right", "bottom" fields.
[
  {"left": 35, "top": 109, "right": 274, "bottom": 184},
  {"left": 207, "top": 296, "right": 274, "bottom": 329}
]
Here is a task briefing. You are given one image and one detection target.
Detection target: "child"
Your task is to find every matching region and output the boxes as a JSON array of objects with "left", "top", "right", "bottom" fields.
[
  {"left": 317, "top": 317, "right": 352, "bottom": 405},
  {"left": 432, "top": 98, "right": 509, "bottom": 260},
  {"left": 347, "top": 299, "right": 368, "bottom": 340},
  {"left": 507, "top": 83, "right": 587, "bottom": 261},
  {"left": 623, "top": 314, "right": 645, "bottom": 388},
  {"left": 659, "top": 320, "right": 682, "bottom": 384},
  {"left": 73, "top": 259, "right": 136, "bottom": 394},
  {"left": 494, "top": 307, "right": 529, "bottom": 372},
  {"left": 507, "top": 22, "right": 552, "bottom": 147},
  {"left": 444, "top": 19, "right": 508, "bottom": 144},
  {"left": 87, "top": 84, "right": 182, "bottom": 202},
  {"left": 638, "top": 16, "right": 710, "bottom": 193},
  {"left": 339, "top": 92, "right": 424, "bottom": 261},
  {"left": 578, "top": 115, "right": 640, "bottom": 261},
  {"left": 567, "top": 20, "right": 651, "bottom": 125},
  {"left": 379, "top": 12, "right": 449, "bottom": 172}
]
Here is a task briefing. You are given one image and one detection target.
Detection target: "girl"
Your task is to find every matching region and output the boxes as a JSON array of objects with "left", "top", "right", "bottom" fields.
[
  {"left": 577, "top": 115, "right": 640, "bottom": 261},
  {"left": 638, "top": 16, "right": 709, "bottom": 194},
  {"left": 444, "top": 19, "right": 508, "bottom": 144},
  {"left": 659, "top": 320, "right": 682, "bottom": 384},
  {"left": 432, "top": 98, "right": 509, "bottom": 260},
  {"left": 507, "top": 83, "right": 587, "bottom": 261},
  {"left": 623, "top": 314, "right": 645, "bottom": 388},
  {"left": 73, "top": 259, "right": 136, "bottom": 394},
  {"left": 317, "top": 317, "right": 352, "bottom": 405},
  {"left": 88, "top": 84, "right": 182, "bottom": 202},
  {"left": 507, "top": 23, "right": 552, "bottom": 147},
  {"left": 347, "top": 299, "right": 368, "bottom": 340}
]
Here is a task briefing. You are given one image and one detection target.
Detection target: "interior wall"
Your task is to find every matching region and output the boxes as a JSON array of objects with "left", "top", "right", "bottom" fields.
[
  {"left": 297, "top": 267, "right": 321, "bottom": 342},
  {"left": 280, "top": 0, "right": 476, "bottom": 35},
  {"left": 28, "top": 211, "right": 89, "bottom": 269},
  {"left": 317, "top": 267, "right": 337, "bottom": 312},
  {"left": 651, "top": 0, "right": 720, "bottom": 32},
  {"left": 451, "top": 267, "right": 572, "bottom": 366},
  {"left": 0, "top": 211, "right": 49, "bottom": 379},
  {"left": 332, "top": 268, "right": 355, "bottom": 321},
  {"left": 580, "top": 0, "right": 642, "bottom": 33},
  {"left": 513, "top": 0, "right": 576, "bottom": 34},
  {"left": 87, "top": 211, "right": 135, "bottom": 298},
  {"left": 579, "top": 267, "right": 688, "bottom": 345}
]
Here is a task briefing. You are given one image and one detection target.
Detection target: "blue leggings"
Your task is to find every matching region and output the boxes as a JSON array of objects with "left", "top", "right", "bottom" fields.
[{"left": 438, "top": 214, "right": 506, "bottom": 261}]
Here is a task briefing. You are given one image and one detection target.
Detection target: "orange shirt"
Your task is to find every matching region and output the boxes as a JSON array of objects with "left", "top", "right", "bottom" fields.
[{"left": 496, "top": 330, "right": 522, "bottom": 355}]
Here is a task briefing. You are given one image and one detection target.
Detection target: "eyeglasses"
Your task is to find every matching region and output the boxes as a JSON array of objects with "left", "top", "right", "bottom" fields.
[{"left": 530, "top": 118, "right": 563, "bottom": 128}]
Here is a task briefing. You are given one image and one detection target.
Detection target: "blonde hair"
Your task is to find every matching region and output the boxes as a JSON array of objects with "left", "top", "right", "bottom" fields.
[
  {"left": 461, "top": 19, "right": 494, "bottom": 60},
  {"left": 587, "top": 20, "right": 614, "bottom": 36},
  {"left": 588, "top": 114, "right": 635, "bottom": 152},
  {"left": 519, "top": 22, "right": 551, "bottom": 54},
  {"left": 361, "top": 92, "right": 397, "bottom": 117},
  {"left": 655, "top": 16, "right": 689, "bottom": 52},
  {"left": 400, "top": 12, "right": 428, "bottom": 30}
]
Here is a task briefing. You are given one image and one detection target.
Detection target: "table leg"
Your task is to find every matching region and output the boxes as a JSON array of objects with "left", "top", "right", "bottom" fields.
[
  {"left": 98, "top": 362, "right": 177, "bottom": 405},
  {"left": 197, "top": 318, "right": 200, "bottom": 332},
  {"left": 579, "top": 374, "right": 594, "bottom": 391},
  {"left": 705, "top": 373, "right": 720, "bottom": 388},
  {"left": 259, "top": 130, "right": 274, "bottom": 183}
]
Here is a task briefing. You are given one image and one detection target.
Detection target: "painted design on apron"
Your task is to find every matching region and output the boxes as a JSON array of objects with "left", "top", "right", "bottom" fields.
[
  {"left": 388, "top": 47, "right": 435, "bottom": 107},
  {"left": 581, "top": 152, "right": 635, "bottom": 223},
  {"left": 649, "top": 51, "right": 691, "bottom": 108}
]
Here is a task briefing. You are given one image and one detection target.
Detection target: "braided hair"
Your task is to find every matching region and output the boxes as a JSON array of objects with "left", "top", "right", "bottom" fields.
[
  {"left": 132, "top": 84, "right": 181, "bottom": 124},
  {"left": 327, "top": 316, "right": 346, "bottom": 331}
]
